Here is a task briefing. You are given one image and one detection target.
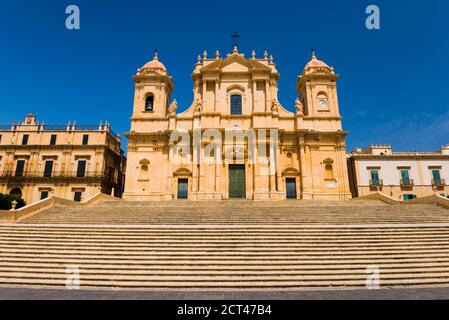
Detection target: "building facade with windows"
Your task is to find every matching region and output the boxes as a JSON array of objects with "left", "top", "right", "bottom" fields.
[
  {"left": 347, "top": 144, "right": 449, "bottom": 200},
  {"left": 0, "top": 114, "right": 126, "bottom": 204},
  {"left": 124, "top": 48, "right": 352, "bottom": 201}
]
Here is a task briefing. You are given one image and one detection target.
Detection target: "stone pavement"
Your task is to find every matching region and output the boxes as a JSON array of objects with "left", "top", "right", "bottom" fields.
[{"left": 1, "top": 287, "right": 449, "bottom": 300}]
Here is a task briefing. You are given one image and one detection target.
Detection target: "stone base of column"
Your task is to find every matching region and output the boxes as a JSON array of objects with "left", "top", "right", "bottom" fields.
[
  {"left": 253, "top": 191, "right": 271, "bottom": 201},
  {"left": 269, "top": 191, "right": 285, "bottom": 200},
  {"left": 301, "top": 192, "right": 313, "bottom": 200},
  {"left": 191, "top": 191, "right": 223, "bottom": 201},
  {"left": 122, "top": 192, "right": 167, "bottom": 201},
  {"left": 163, "top": 193, "right": 173, "bottom": 201}
]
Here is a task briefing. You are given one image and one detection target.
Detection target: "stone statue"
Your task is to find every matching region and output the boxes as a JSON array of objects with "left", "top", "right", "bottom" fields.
[
  {"left": 194, "top": 97, "right": 202, "bottom": 113},
  {"left": 271, "top": 99, "right": 280, "bottom": 113},
  {"left": 168, "top": 99, "right": 178, "bottom": 115},
  {"left": 295, "top": 98, "right": 304, "bottom": 115}
]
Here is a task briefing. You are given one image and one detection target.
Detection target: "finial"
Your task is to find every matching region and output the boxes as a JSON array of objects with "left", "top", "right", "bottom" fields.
[
  {"left": 233, "top": 46, "right": 238, "bottom": 54},
  {"left": 269, "top": 55, "right": 274, "bottom": 64},
  {"left": 216, "top": 50, "right": 220, "bottom": 59},
  {"left": 312, "top": 49, "right": 316, "bottom": 60},
  {"left": 251, "top": 50, "right": 256, "bottom": 59},
  {"left": 203, "top": 50, "right": 208, "bottom": 59},
  {"left": 264, "top": 50, "right": 268, "bottom": 59},
  {"left": 154, "top": 50, "right": 159, "bottom": 61},
  {"left": 197, "top": 55, "right": 202, "bottom": 64}
]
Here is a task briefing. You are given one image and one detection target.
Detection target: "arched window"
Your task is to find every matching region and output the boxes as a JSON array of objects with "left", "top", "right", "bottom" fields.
[
  {"left": 9, "top": 188, "right": 22, "bottom": 198},
  {"left": 145, "top": 94, "right": 154, "bottom": 112},
  {"left": 230, "top": 95, "right": 242, "bottom": 115}
]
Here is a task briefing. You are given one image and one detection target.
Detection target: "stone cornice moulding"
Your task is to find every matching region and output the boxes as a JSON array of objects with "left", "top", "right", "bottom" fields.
[{"left": 349, "top": 154, "right": 449, "bottom": 161}]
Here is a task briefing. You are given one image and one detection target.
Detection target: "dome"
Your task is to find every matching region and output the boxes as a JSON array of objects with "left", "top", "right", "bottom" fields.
[
  {"left": 142, "top": 57, "right": 166, "bottom": 71},
  {"left": 303, "top": 51, "right": 333, "bottom": 74},
  {"left": 139, "top": 51, "right": 168, "bottom": 75}
]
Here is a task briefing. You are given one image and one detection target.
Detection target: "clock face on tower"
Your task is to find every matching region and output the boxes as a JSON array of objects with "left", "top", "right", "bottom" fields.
[{"left": 319, "top": 99, "right": 327, "bottom": 108}]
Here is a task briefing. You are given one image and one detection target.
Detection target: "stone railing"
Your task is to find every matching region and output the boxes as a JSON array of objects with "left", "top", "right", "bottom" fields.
[
  {"left": 0, "top": 193, "right": 122, "bottom": 223},
  {"left": 355, "top": 191, "right": 400, "bottom": 205},
  {"left": 356, "top": 192, "right": 449, "bottom": 209}
]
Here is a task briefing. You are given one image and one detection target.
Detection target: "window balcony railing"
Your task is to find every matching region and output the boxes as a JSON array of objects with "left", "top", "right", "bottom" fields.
[
  {"left": 432, "top": 179, "right": 446, "bottom": 187},
  {"left": 369, "top": 179, "right": 383, "bottom": 187},
  {"left": 0, "top": 171, "right": 106, "bottom": 179},
  {"left": 400, "top": 179, "right": 414, "bottom": 187}
]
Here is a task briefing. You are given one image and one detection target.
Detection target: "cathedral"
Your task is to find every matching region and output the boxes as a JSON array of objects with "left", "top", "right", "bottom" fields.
[{"left": 123, "top": 47, "right": 351, "bottom": 201}]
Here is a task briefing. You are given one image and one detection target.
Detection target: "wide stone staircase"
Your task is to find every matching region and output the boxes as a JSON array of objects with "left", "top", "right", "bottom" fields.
[
  {"left": 20, "top": 200, "right": 449, "bottom": 225},
  {"left": 0, "top": 200, "right": 449, "bottom": 290}
]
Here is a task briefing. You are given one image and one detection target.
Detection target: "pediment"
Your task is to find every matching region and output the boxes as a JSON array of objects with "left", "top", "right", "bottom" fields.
[
  {"left": 221, "top": 61, "right": 250, "bottom": 73},
  {"left": 201, "top": 54, "right": 271, "bottom": 73}
]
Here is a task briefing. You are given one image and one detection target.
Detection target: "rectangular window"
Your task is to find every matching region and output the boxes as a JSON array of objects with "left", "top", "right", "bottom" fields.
[
  {"left": 370, "top": 170, "right": 380, "bottom": 185},
  {"left": 43, "top": 161, "right": 54, "bottom": 177},
  {"left": 15, "top": 160, "right": 25, "bottom": 177},
  {"left": 230, "top": 95, "right": 242, "bottom": 115},
  {"left": 77, "top": 160, "right": 86, "bottom": 177},
  {"left": 82, "top": 135, "right": 89, "bottom": 145},
  {"left": 74, "top": 191, "right": 82, "bottom": 202},
  {"left": 22, "top": 134, "right": 29, "bottom": 145},
  {"left": 0, "top": 135, "right": 2, "bottom": 144},
  {"left": 432, "top": 169, "right": 442, "bottom": 183},
  {"left": 50, "top": 135, "right": 57, "bottom": 145},
  {"left": 40, "top": 191, "right": 49, "bottom": 200},
  {"left": 400, "top": 169, "right": 411, "bottom": 185},
  {"left": 404, "top": 194, "right": 417, "bottom": 201}
]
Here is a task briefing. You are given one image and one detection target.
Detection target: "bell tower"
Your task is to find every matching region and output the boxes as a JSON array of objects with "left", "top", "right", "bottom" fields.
[
  {"left": 131, "top": 51, "right": 173, "bottom": 121},
  {"left": 296, "top": 51, "right": 341, "bottom": 125}
]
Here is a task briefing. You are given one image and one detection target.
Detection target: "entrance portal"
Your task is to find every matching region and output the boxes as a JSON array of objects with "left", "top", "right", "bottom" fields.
[
  {"left": 286, "top": 178, "right": 297, "bottom": 199},
  {"left": 177, "top": 179, "right": 189, "bottom": 199},
  {"left": 229, "top": 164, "right": 246, "bottom": 199}
]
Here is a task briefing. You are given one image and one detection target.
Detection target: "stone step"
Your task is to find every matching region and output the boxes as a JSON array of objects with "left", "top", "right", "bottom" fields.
[
  {"left": 1, "top": 261, "right": 448, "bottom": 271},
  {"left": 1, "top": 277, "right": 449, "bottom": 289},
  {"left": 3, "top": 238, "right": 449, "bottom": 246},
  {"left": 2, "top": 201, "right": 449, "bottom": 290},
  {"left": 3, "top": 256, "right": 449, "bottom": 265}
]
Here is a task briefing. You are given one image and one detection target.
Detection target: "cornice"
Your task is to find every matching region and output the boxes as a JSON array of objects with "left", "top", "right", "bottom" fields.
[{"left": 349, "top": 154, "right": 449, "bottom": 161}]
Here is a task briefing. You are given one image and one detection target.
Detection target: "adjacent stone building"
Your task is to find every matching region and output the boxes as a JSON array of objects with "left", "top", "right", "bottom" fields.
[
  {"left": 0, "top": 114, "right": 126, "bottom": 204},
  {"left": 347, "top": 144, "right": 449, "bottom": 200},
  {"left": 124, "top": 48, "right": 352, "bottom": 201}
]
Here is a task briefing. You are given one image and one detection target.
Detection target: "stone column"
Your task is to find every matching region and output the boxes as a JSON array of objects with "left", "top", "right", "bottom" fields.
[
  {"left": 299, "top": 141, "right": 311, "bottom": 199},
  {"left": 166, "top": 143, "right": 173, "bottom": 198},
  {"left": 215, "top": 81, "right": 219, "bottom": 112},
  {"left": 265, "top": 79, "right": 270, "bottom": 112},
  {"left": 269, "top": 140, "right": 276, "bottom": 192},
  {"left": 252, "top": 79, "right": 257, "bottom": 112},
  {"left": 253, "top": 139, "right": 258, "bottom": 192},
  {"left": 215, "top": 143, "right": 221, "bottom": 193},
  {"left": 277, "top": 141, "right": 283, "bottom": 192}
]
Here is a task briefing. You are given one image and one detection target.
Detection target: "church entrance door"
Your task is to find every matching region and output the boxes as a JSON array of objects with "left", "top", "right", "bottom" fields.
[
  {"left": 286, "top": 178, "right": 297, "bottom": 199},
  {"left": 177, "top": 179, "right": 189, "bottom": 199},
  {"left": 229, "top": 164, "right": 246, "bottom": 199}
]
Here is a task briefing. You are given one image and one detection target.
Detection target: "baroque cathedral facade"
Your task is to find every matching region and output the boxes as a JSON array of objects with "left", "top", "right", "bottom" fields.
[{"left": 124, "top": 47, "right": 351, "bottom": 201}]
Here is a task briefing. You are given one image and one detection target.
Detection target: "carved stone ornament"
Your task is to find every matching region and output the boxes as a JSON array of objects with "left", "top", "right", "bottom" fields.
[
  {"left": 271, "top": 99, "right": 280, "bottom": 113},
  {"left": 168, "top": 99, "right": 178, "bottom": 114},
  {"left": 194, "top": 97, "right": 202, "bottom": 113},
  {"left": 295, "top": 98, "right": 304, "bottom": 115}
]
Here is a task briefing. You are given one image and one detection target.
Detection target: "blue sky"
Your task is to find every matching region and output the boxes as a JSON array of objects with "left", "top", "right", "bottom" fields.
[{"left": 0, "top": 0, "right": 448, "bottom": 152}]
